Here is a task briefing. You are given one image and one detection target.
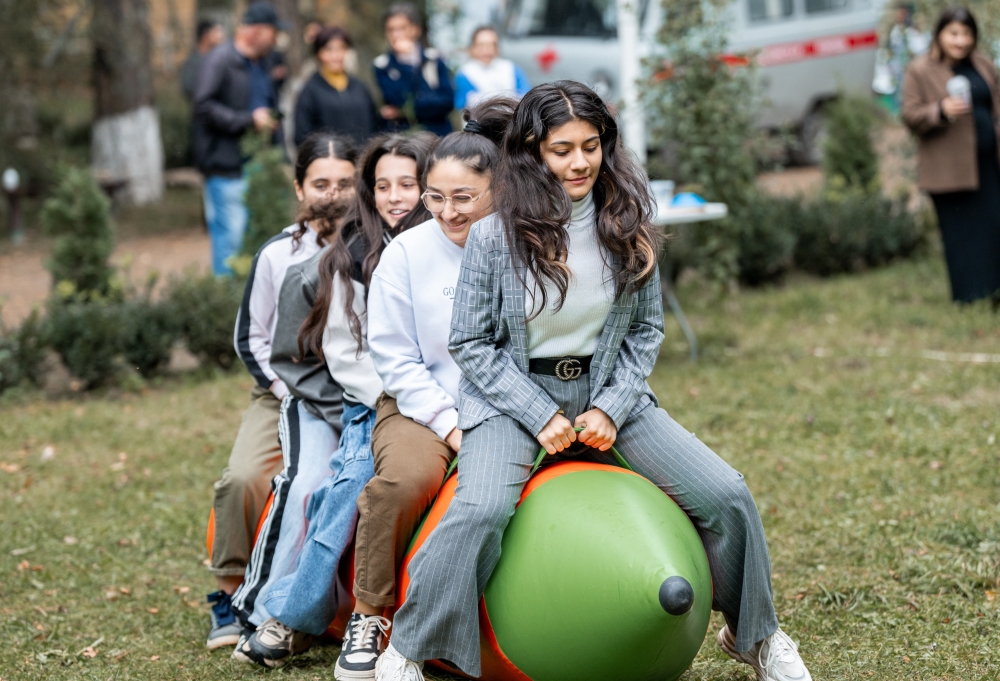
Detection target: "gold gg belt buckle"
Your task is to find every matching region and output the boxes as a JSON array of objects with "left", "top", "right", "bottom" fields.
[{"left": 554, "top": 358, "right": 583, "bottom": 381}]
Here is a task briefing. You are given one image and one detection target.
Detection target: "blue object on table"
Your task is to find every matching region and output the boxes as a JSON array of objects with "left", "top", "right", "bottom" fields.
[{"left": 671, "top": 192, "right": 706, "bottom": 208}]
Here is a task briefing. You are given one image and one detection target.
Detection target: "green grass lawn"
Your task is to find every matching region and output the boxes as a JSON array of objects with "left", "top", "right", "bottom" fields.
[{"left": 2, "top": 256, "right": 999, "bottom": 680}]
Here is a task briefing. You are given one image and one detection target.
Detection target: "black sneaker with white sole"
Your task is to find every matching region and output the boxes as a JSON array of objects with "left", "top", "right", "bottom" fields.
[
  {"left": 335, "top": 613, "right": 391, "bottom": 680},
  {"left": 230, "top": 622, "right": 257, "bottom": 663},
  {"left": 231, "top": 617, "right": 314, "bottom": 669}
]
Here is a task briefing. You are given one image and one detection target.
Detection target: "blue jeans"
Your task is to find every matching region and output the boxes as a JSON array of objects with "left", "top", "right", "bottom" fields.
[
  {"left": 232, "top": 397, "right": 339, "bottom": 627},
  {"left": 203, "top": 175, "right": 248, "bottom": 276},
  {"left": 263, "top": 402, "right": 376, "bottom": 635}
]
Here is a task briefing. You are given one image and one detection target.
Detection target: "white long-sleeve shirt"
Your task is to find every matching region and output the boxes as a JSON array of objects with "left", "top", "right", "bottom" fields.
[
  {"left": 321, "top": 272, "right": 384, "bottom": 410},
  {"left": 234, "top": 225, "right": 321, "bottom": 399},
  {"left": 368, "top": 219, "right": 464, "bottom": 440}
]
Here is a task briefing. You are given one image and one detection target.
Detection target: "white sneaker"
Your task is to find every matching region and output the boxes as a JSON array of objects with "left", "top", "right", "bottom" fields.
[
  {"left": 374, "top": 643, "right": 424, "bottom": 681},
  {"left": 717, "top": 626, "right": 812, "bottom": 681}
]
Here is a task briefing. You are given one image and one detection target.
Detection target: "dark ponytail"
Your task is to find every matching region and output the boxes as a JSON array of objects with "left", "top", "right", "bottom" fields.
[
  {"left": 426, "top": 97, "right": 516, "bottom": 177},
  {"left": 297, "top": 132, "right": 434, "bottom": 362}
]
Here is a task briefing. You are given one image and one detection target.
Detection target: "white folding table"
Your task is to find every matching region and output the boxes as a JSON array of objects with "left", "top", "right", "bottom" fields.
[{"left": 652, "top": 203, "right": 729, "bottom": 361}]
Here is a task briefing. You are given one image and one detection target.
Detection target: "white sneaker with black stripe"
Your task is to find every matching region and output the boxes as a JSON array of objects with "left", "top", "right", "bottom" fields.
[{"left": 335, "top": 613, "right": 392, "bottom": 680}]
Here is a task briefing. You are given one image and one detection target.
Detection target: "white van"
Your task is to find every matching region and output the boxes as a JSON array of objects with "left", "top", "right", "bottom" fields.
[{"left": 436, "top": 0, "right": 887, "bottom": 163}]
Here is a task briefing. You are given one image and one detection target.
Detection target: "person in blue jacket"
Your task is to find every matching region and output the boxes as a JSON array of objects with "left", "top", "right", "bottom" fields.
[{"left": 374, "top": 3, "right": 454, "bottom": 136}]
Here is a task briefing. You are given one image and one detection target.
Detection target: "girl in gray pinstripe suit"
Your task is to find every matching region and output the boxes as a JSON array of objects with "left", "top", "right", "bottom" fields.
[{"left": 376, "top": 81, "right": 811, "bottom": 681}]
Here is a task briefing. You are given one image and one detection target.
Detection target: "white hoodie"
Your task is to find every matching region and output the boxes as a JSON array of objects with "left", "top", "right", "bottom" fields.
[{"left": 368, "top": 219, "right": 465, "bottom": 440}]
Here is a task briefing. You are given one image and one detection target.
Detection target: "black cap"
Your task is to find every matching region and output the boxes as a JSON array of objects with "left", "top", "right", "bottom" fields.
[{"left": 243, "top": 1, "right": 289, "bottom": 30}]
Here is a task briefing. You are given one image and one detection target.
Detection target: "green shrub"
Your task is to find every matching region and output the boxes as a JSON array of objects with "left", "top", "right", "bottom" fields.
[
  {"left": 794, "top": 190, "right": 925, "bottom": 276},
  {"left": 0, "top": 308, "right": 46, "bottom": 393},
  {"left": 44, "top": 298, "right": 123, "bottom": 389},
  {"left": 41, "top": 167, "right": 119, "bottom": 300},
  {"left": 735, "top": 194, "right": 801, "bottom": 286},
  {"left": 823, "top": 95, "right": 880, "bottom": 195},
  {"left": 166, "top": 271, "right": 242, "bottom": 369},
  {"left": 12, "top": 309, "right": 46, "bottom": 387},
  {"left": 120, "top": 294, "right": 180, "bottom": 378},
  {"left": 241, "top": 131, "right": 295, "bottom": 257}
]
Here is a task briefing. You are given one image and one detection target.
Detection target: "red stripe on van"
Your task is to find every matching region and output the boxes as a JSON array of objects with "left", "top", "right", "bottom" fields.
[{"left": 756, "top": 30, "right": 878, "bottom": 67}]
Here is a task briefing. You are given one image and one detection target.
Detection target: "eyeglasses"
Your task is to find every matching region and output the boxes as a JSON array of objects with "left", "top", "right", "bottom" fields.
[{"left": 421, "top": 190, "right": 489, "bottom": 214}]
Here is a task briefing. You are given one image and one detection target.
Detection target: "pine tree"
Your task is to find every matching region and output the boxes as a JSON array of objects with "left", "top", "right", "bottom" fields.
[{"left": 41, "top": 168, "right": 117, "bottom": 300}]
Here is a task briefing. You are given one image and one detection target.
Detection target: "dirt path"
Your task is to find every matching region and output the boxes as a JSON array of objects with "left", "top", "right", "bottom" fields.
[{"left": 0, "top": 230, "right": 211, "bottom": 326}]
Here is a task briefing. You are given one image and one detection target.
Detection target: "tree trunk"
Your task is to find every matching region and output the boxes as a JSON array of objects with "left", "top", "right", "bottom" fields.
[
  {"left": 91, "top": 0, "right": 164, "bottom": 205},
  {"left": 273, "top": 0, "right": 304, "bottom": 76}
]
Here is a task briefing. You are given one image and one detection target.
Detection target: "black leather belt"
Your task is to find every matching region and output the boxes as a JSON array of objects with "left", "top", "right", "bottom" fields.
[{"left": 529, "top": 355, "right": 592, "bottom": 380}]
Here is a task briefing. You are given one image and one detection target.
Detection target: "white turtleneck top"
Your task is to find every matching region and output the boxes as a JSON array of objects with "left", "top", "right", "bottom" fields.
[{"left": 525, "top": 192, "right": 615, "bottom": 358}]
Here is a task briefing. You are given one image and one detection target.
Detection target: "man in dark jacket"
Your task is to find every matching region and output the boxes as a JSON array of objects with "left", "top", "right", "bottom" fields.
[
  {"left": 374, "top": 3, "right": 454, "bottom": 136},
  {"left": 194, "top": 1, "right": 286, "bottom": 276}
]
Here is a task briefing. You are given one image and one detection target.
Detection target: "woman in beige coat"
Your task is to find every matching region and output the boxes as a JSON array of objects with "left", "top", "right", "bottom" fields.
[{"left": 902, "top": 7, "right": 1000, "bottom": 305}]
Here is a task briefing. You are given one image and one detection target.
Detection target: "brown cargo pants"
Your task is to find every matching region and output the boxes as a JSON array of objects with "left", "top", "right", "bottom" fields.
[
  {"left": 353, "top": 393, "right": 456, "bottom": 608},
  {"left": 209, "top": 386, "right": 285, "bottom": 577}
]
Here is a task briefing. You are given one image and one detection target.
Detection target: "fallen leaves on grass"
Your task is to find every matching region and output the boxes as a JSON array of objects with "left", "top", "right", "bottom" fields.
[
  {"left": 0, "top": 462, "right": 20, "bottom": 473},
  {"left": 63, "top": 536, "right": 78, "bottom": 545},
  {"left": 147, "top": 607, "right": 159, "bottom": 614},
  {"left": 40, "top": 446, "right": 55, "bottom": 462},
  {"left": 149, "top": 655, "right": 160, "bottom": 661},
  {"left": 81, "top": 646, "right": 98, "bottom": 658},
  {"left": 172, "top": 585, "right": 190, "bottom": 595},
  {"left": 10, "top": 546, "right": 34, "bottom": 556},
  {"left": 104, "top": 589, "right": 119, "bottom": 601}
]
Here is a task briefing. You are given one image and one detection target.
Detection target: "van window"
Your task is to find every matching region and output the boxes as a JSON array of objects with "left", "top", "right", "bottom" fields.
[
  {"left": 504, "top": 0, "right": 650, "bottom": 38},
  {"left": 805, "top": 0, "right": 850, "bottom": 14},
  {"left": 748, "top": 0, "right": 794, "bottom": 22}
]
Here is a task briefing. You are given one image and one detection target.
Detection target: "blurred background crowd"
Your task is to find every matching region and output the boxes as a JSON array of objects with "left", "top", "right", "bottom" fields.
[{"left": 0, "top": 0, "right": 998, "bottom": 393}]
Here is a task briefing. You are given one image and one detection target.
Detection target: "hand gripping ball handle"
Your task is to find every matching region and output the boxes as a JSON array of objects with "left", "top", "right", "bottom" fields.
[{"left": 530, "top": 427, "right": 634, "bottom": 475}]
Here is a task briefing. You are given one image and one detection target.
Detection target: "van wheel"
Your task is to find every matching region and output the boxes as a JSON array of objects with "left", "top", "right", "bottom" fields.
[{"left": 791, "top": 107, "right": 828, "bottom": 167}]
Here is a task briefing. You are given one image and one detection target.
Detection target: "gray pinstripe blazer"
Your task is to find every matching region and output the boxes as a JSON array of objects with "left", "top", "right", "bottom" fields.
[{"left": 448, "top": 214, "right": 665, "bottom": 437}]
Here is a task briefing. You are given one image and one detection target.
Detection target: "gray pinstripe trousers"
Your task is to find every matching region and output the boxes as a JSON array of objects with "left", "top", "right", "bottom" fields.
[{"left": 391, "top": 374, "right": 779, "bottom": 676}]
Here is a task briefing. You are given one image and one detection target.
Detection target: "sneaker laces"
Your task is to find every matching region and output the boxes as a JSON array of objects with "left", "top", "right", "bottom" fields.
[
  {"left": 349, "top": 615, "right": 391, "bottom": 653},
  {"left": 759, "top": 630, "right": 800, "bottom": 672},
  {"left": 206, "top": 591, "right": 236, "bottom": 626},
  {"left": 379, "top": 645, "right": 423, "bottom": 681}
]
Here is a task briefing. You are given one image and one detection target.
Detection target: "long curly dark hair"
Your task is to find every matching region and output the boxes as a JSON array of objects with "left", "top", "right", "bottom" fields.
[
  {"left": 496, "top": 80, "right": 659, "bottom": 316},
  {"left": 297, "top": 132, "right": 434, "bottom": 362}
]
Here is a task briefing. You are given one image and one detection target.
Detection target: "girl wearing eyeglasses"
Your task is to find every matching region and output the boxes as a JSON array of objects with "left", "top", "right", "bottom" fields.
[
  {"left": 331, "top": 99, "right": 516, "bottom": 681},
  {"left": 377, "top": 81, "right": 811, "bottom": 681},
  {"left": 232, "top": 132, "right": 434, "bottom": 669}
]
